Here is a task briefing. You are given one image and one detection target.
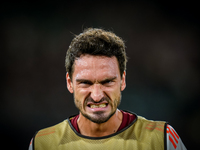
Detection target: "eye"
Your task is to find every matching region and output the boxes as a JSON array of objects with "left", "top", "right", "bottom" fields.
[
  {"left": 102, "top": 80, "right": 114, "bottom": 86},
  {"left": 105, "top": 80, "right": 112, "bottom": 84},
  {"left": 78, "top": 80, "right": 93, "bottom": 88},
  {"left": 81, "top": 81, "right": 92, "bottom": 85}
]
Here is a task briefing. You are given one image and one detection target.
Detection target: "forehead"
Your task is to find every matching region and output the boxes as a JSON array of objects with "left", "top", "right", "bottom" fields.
[{"left": 72, "top": 55, "right": 120, "bottom": 79}]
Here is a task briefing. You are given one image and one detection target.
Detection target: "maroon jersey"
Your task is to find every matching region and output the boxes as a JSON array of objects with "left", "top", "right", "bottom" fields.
[{"left": 70, "top": 110, "right": 136, "bottom": 133}]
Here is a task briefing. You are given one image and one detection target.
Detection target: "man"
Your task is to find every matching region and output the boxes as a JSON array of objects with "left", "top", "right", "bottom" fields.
[{"left": 29, "top": 28, "right": 186, "bottom": 150}]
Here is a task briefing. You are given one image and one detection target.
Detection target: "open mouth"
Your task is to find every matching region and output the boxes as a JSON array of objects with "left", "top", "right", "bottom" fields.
[{"left": 87, "top": 103, "right": 108, "bottom": 108}]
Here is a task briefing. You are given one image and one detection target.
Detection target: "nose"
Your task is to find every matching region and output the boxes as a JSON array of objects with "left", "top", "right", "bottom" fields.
[{"left": 90, "top": 84, "right": 104, "bottom": 102}]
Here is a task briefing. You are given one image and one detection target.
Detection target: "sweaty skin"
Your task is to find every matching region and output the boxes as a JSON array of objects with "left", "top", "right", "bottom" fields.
[{"left": 66, "top": 54, "right": 126, "bottom": 137}]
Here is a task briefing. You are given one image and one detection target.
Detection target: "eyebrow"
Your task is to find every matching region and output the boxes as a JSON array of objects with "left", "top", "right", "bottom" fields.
[
  {"left": 76, "top": 77, "right": 117, "bottom": 84},
  {"left": 76, "top": 79, "right": 93, "bottom": 84},
  {"left": 100, "top": 77, "right": 117, "bottom": 84}
]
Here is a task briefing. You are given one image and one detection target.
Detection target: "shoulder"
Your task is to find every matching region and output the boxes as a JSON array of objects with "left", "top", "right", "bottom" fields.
[
  {"left": 136, "top": 116, "right": 166, "bottom": 132},
  {"left": 121, "top": 111, "right": 166, "bottom": 135},
  {"left": 31, "top": 119, "right": 70, "bottom": 149},
  {"left": 136, "top": 116, "right": 187, "bottom": 150},
  {"left": 35, "top": 120, "right": 68, "bottom": 138},
  {"left": 166, "top": 124, "right": 187, "bottom": 150},
  {"left": 123, "top": 115, "right": 166, "bottom": 149}
]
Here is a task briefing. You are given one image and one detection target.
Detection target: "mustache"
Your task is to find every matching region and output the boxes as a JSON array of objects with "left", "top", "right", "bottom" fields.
[{"left": 84, "top": 96, "right": 111, "bottom": 105}]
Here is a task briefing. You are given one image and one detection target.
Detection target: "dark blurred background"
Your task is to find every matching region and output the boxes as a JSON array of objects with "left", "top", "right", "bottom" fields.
[{"left": 1, "top": 1, "right": 199, "bottom": 149}]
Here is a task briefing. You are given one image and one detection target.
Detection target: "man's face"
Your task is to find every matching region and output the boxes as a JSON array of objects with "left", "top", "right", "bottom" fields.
[{"left": 67, "top": 54, "right": 126, "bottom": 124}]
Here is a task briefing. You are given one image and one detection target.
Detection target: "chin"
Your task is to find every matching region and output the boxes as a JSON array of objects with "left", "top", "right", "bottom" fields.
[{"left": 81, "top": 110, "right": 116, "bottom": 124}]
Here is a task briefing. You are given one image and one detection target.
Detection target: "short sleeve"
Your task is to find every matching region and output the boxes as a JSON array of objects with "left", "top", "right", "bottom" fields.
[
  {"left": 28, "top": 138, "right": 33, "bottom": 150},
  {"left": 166, "top": 124, "right": 187, "bottom": 150}
]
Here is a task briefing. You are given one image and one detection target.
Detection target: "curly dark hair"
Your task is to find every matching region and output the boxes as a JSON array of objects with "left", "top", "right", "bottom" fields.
[{"left": 65, "top": 28, "right": 127, "bottom": 79}]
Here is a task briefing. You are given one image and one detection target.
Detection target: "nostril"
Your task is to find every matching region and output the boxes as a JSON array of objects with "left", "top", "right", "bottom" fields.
[{"left": 90, "top": 94, "right": 104, "bottom": 102}]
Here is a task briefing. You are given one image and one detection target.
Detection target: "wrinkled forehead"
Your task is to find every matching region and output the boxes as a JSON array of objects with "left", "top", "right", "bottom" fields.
[{"left": 72, "top": 55, "right": 120, "bottom": 80}]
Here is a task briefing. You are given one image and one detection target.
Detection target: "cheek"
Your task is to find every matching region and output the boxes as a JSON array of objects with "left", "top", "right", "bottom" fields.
[
  {"left": 77, "top": 88, "right": 90, "bottom": 96},
  {"left": 74, "top": 98, "right": 82, "bottom": 109},
  {"left": 74, "top": 88, "right": 90, "bottom": 103},
  {"left": 74, "top": 90, "right": 87, "bottom": 111},
  {"left": 105, "top": 86, "right": 121, "bottom": 99}
]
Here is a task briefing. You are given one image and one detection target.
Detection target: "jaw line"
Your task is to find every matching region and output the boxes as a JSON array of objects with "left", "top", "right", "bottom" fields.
[{"left": 80, "top": 109, "right": 116, "bottom": 124}]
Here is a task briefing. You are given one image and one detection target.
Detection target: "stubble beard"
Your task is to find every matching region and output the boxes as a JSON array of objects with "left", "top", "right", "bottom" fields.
[{"left": 74, "top": 94, "right": 121, "bottom": 124}]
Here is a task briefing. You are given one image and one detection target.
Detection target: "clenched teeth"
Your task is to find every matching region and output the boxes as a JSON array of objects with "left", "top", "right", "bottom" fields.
[{"left": 90, "top": 103, "right": 106, "bottom": 108}]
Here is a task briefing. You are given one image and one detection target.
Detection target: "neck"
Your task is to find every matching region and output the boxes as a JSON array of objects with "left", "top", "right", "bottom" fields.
[{"left": 77, "top": 109, "right": 123, "bottom": 137}]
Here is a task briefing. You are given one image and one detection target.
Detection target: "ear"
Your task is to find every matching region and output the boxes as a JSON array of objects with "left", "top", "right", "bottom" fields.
[
  {"left": 66, "top": 72, "right": 74, "bottom": 93},
  {"left": 121, "top": 71, "right": 126, "bottom": 91}
]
